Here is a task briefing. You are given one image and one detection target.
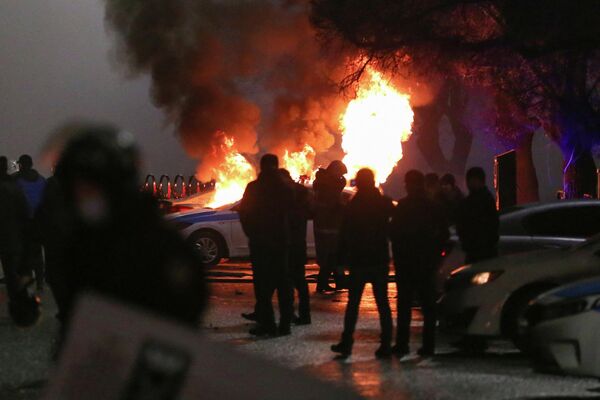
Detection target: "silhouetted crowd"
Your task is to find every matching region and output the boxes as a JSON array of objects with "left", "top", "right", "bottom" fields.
[
  {"left": 0, "top": 124, "right": 208, "bottom": 341},
  {"left": 240, "top": 154, "right": 499, "bottom": 358},
  {"left": 0, "top": 124, "right": 499, "bottom": 360}
]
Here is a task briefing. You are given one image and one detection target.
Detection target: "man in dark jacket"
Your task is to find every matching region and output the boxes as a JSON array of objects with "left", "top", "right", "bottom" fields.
[
  {"left": 331, "top": 169, "right": 393, "bottom": 358},
  {"left": 239, "top": 154, "right": 294, "bottom": 336},
  {"left": 14, "top": 154, "right": 46, "bottom": 291},
  {"left": 313, "top": 160, "right": 347, "bottom": 293},
  {"left": 51, "top": 125, "right": 207, "bottom": 339},
  {"left": 456, "top": 167, "right": 499, "bottom": 263},
  {"left": 390, "top": 170, "right": 449, "bottom": 357},
  {"left": 280, "top": 169, "right": 312, "bottom": 325}
]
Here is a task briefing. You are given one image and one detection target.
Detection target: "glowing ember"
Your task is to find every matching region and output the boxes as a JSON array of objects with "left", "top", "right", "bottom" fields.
[
  {"left": 340, "top": 67, "right": 414, "bottom": 185},
  {"left": 283, "top": 144, "right": 316, "bottom": 182},
  {"left": 206, "top": 136, "right": 256, "bottom": 208}
]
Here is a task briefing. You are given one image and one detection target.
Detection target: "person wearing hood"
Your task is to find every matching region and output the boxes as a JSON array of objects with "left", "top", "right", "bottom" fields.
[
  {"left": 14, "top": 154, "right": 46, "bottom": 292},
  {"left": 456, "top": 167, "right": 499, "bottom": 263},
  {"left": 331, "top": 169, "right": 394, "bottom": 359}
]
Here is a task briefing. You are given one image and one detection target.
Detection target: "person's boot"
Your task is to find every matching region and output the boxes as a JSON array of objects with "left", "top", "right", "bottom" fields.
[
  {"left": 316, "top": 285, "right": 335, "bottom": 294},
  {"left": 331, "top": 340, "right": 353, "bottom": 358},
  {"left": 249, "top": 325, "right": 277, "bottom": 337},
  {"left": 375, "top": 343, "right": 393, "bottom": 359},
  {"left": 391, "top": 344, "right": 410, "bottom": 358},
  {"left": 294, "top": 315, "right": 311, "bottom": 325},
  {"left": 278, "top": 324, "right": 292, "bottom": 336},
  {"left": 241, "top": 312, "right": 257, "bottom": 321}
]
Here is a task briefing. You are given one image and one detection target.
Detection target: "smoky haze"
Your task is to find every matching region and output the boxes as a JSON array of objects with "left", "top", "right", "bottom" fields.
[
  {"left": 0, "top": 0, "right": 196, "bottom": 177},
  {"left": 1, "top": 0, "right": 565, "bottom": 200},
  {"left": 104, "top": 0, "right": 356, "bottom": 181}
]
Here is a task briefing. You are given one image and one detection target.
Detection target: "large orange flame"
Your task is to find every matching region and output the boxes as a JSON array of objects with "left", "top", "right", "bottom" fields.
[
  {"left": 282, "top": 144, "right": 316, "bottom": 182},
  {"left": 206, "top": 136, "right": 256, "bottom": 208},
  {"left": 340, "top": 67, "right": 414, "bottom": 185}
]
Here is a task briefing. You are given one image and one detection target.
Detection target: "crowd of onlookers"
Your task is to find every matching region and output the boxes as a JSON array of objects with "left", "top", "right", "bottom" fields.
[{"left": 238, "top": 154, "right": 499, "bottom": 359}]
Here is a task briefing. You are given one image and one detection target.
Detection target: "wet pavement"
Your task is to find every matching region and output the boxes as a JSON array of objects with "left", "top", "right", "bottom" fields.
[{"left": 1, "top": 262, "right": 600, "bottom": 399}]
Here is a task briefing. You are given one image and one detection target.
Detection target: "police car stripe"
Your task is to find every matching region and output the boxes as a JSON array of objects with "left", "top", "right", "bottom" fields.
[{"left": 173, "top": 212, "right": 239, "bottom": 224}]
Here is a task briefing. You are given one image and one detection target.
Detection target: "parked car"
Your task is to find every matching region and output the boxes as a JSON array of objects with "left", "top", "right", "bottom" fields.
[
  {"left": 527, "top": 276, "right": 600, "bottom": 377},
  {"left": 440, "top": 200, "right": 600, "bottom": 281},
  {"left": 438, "top": 234, "right": 600, "bottom": 351},
  {"left": 167, "top": 187, "right": 355, "bottom": 266}
]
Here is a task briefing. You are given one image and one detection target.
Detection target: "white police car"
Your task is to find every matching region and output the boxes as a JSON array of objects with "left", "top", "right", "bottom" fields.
[
  {"left": 438, "top": 235, "right": 600, "bottom": 351},
  {"left": 528, "top": 276, "right": 600, "bottom": 377}
]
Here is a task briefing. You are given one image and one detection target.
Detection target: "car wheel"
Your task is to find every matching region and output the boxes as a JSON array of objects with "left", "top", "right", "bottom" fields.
[
  {"left": 503, "top": 287, "right": 552, "bottom": 353},
  {"left": 190, "top": 231, "right": 224, "bottom": 267}
]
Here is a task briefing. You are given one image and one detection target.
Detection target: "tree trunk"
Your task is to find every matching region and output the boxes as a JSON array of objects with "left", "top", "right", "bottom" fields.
[
  {"left": 515, "top": 131, "right": 539, "bottom": 204},
  {"left": 563, "top": 148, "right": 597, "bottom": 199},
  {"left": 414, "top": 82, "right": 473, "bottom": 177}
]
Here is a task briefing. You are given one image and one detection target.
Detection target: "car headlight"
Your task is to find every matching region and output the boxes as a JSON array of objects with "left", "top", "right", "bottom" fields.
[{"left": 471, "top": 271, "right": 503, "bottom": 285}]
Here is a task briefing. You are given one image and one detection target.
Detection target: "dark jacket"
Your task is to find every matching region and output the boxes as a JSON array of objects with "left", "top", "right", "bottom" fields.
[
  {"left": 456, "top": 187, "right": 499, "bottom": 254},
  {"left": 59, "top": 195, "right": 207, "bottom": 327},
  {"left": 439, "top": 187, "right": 464, "bottom": 225},
  {"left": 14, "top": 169, "right": 46, "bottom": 219},
  {"left": 341, "top": 187, "right": 394, "bottom": 268},
  {"left": 390, "top": 193, "right": 450, "bottom": 269},
  {"left": 239, "top": 170, "right": 293, "bottom": 247},
  {"left": 313, "top": 168, "right": 345, "bottom": 234},
  {"left": 0, "top": 180, "right": 28, "bottom": 254}
]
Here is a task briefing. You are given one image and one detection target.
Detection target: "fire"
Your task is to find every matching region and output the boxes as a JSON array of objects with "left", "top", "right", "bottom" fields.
[
  {"left": 340, "top": 67, "right": 414, "bottom": 185},
  {"left": 206, "top": 136, "right": 256, "bottom": 208},
  {"left": 283, "top": 144, "right": 316, "bottom": 182}
]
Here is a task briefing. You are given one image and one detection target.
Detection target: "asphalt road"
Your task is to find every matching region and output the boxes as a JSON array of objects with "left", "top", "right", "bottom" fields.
[{"left": 1, "top": 262, "right": 599, "bottom": 399}]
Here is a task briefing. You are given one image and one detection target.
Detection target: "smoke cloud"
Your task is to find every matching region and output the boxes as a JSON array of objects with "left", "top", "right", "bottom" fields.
[{"left": 104, "top": 0, "right": 352, "bottom": 180}]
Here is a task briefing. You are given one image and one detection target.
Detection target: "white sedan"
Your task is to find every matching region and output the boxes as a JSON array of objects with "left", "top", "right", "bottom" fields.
[
  {"left": 438, "top": 235, "right": 600, "bottom": 351},
  {"left": 528, "top": 277, "right": 600, "bottom": 377}
]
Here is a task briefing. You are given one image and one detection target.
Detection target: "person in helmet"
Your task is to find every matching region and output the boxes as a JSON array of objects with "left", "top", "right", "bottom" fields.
[
  {"left": 50, "top": 124, "right": 207, "bottom": 336},
  {"left": 313, "top": 160, "right": 348, "bottom": 293}
]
